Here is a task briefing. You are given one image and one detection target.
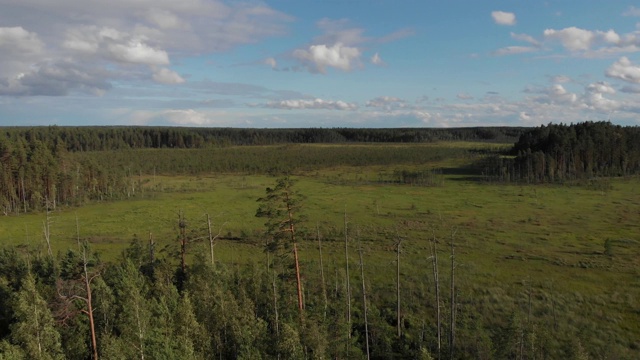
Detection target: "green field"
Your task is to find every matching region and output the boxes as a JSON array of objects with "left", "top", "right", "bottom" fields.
[{"left": 1, "top": 141, "right": 639, "bottom": 358}]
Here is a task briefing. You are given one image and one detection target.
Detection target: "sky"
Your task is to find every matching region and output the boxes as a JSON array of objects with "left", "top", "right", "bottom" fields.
[{"left": 1, "top": 0, "right": 640, "bottom": 128}]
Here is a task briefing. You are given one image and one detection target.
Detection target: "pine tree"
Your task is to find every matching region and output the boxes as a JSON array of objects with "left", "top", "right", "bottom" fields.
[{"left": 10, "top": 273, "right": 64, "bottom": 360}]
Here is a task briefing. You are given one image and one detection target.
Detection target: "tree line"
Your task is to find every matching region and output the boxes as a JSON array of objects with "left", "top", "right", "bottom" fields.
[
  {"left": 2, "top": 126, "right": 526, "bottom": 151},
  {"left": 482, "top": 121, "right": 640, "bottom": 183}
]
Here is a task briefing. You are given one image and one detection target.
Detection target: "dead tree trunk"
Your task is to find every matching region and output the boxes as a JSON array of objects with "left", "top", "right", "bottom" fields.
[
  {"left": 317, "top": 224, "right": 328, "bottom": 320},
  {"left": 207, "top": 213, "right": 215, "bottom": 267},
  {"left": 396, "top": 237, "right": 402, "bottom": 338},
  {"left": 43, "top": 198, "right": 53, "bottom": 257},
  {"left": 344, "top": 207, "right": 351, "bottom": 341},
  {"left": 449, "top": 229, "right": 457, "bottom": 360},
  {"left": 358, "top": 239, "right": 370, "bottom": 360},
  {"left": 83, "top": 246, "right": 99, "bottom": 360},
  {"left": 430, "top": 231, "right": 441, "bottom": 360}
]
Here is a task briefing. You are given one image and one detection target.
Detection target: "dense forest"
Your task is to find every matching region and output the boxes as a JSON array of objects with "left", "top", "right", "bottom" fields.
[{"left": 482, "top": 122, "right": 640, "bottom": 183}]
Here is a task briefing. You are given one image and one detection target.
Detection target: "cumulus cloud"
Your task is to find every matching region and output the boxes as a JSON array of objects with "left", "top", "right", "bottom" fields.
[
  {"left": 584, "top": 81, "right": 618, "bottom": 111},
  {"left": 107, "top": 39, "right": 169, "bottom": 65},
  {"left": 290, "top": 18, "right": 408, "bottom": 74},
  {"left": 265, "top": 98, "right": 358, "bottom": 110},
  {"left": 543, "top": 27, "right": 624, "bottom": 53},
  {"left": 293, "top": 43, "right": 361, "bottom": 73},
  {"left": 531, "top": 84, "right": 578, "bottom": 105},
  {"left": 543, "top": 27, "right": 595, "bottom": 51},
  {"left": 0, "top": 0, "right": 292, "bottom": 97},
  {"left": 606, "top": 57, "right": 640, "bottom": 83},
  {"left": 152, "top": 68, "right": 185, "bottom": 84},
  {"left": 491, "top": 11, "right": 516, "bottom": 26}
]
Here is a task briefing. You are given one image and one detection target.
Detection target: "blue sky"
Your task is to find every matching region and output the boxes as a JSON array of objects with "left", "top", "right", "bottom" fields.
[{"left": 1, "top": 0, "right": 640, "bottom": 128}]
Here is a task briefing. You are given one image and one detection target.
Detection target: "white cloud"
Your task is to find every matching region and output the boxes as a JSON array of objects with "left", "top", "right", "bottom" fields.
[
  {"left": 265, "top": 98, "right": 358, "bottom": 110},
  {"left": 606, "top": 57, "right": 640, "bottom": 83},
  {"left": 0, "top": 0, "right": 292, "bottom": 97},
  {"left": 543, "top": 27, "right": 595, "bottom": 51},
  {"left": 493, "top": 46, "right": 538, "bottom": 56},
  {"left": 293, "top": 43, "right": 361, "bottom": 73},
  {"left": 107, "top": 40, "right": 169, "bottom": 65},
  {"left": 586, "top": 81, "right": 615, "bottom": 95},
  {"left": 371, "top": 52, "right": 385, "bottom": 65},
  {"left": 152, "top": 68, "right": 185, "bottom": 84},
  {"left": 584, "top": 82, "right": 618, "bottom": 111},
  {"left": 543, "top": 27, "right": 624, "bottom": 54},
  {"left": 491, "top": 11, "right": 516, "bottom": 26}
]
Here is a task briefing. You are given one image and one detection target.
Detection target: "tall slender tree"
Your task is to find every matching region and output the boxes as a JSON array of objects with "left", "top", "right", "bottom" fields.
[{"left": 256, "top": 177, "right": 305, "bottom": 315}]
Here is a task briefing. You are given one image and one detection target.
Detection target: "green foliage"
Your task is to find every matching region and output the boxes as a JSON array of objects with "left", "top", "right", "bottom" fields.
[
  {"left": 9, "top": 273, "right": 64, "bottom": 360},
  {"left": 486, "top": 121, "right": 640, "bottom": 183}
]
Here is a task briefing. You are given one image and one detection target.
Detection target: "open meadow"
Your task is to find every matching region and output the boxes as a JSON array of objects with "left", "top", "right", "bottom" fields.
[{"left": 1, "top": 141, "right": 639, "bottom": 358}]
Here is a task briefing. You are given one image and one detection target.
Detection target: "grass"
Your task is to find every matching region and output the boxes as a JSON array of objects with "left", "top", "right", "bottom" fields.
[{"left": 0, "top": 143, "right": 639, "bottom": 355}]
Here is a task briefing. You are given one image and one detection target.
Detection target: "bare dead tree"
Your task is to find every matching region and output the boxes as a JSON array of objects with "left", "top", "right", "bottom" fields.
[
  {"left": 429, "top": 230, "right": 441, "bottom": 360},
  {"left": 449, "top": 228, "right": 458, "bottom": 360},
  {"left": 396, "top": 234, "right": 402, "bottom": 338},
  {"left": 357, "top": 235, "right": 370, "bottom": 360},
  {"left": 344, "top": 206, "right": 352, "bottom": 341},
  {"left": 206, "top": 213, "right": 227, "bottom": 268},
  {"left": 43, "top": 197, "right": 53, "bottom": 257},
  {"left": 317, "top": 223, "right": 328, "bottom": 320},
  {"left": 57, "top": 223, "right": 100, "bottom": 360}
]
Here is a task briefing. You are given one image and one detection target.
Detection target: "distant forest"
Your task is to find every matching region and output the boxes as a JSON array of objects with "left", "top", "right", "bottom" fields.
[
  {"left": 2, "top": 122, "right": 640, "bottom": 214},
  {"left": 2, "top": 126, "right": 525, "bottom": 150},
  {"left": 482, "top": 121, "right": 640, "bottom": 183}
]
